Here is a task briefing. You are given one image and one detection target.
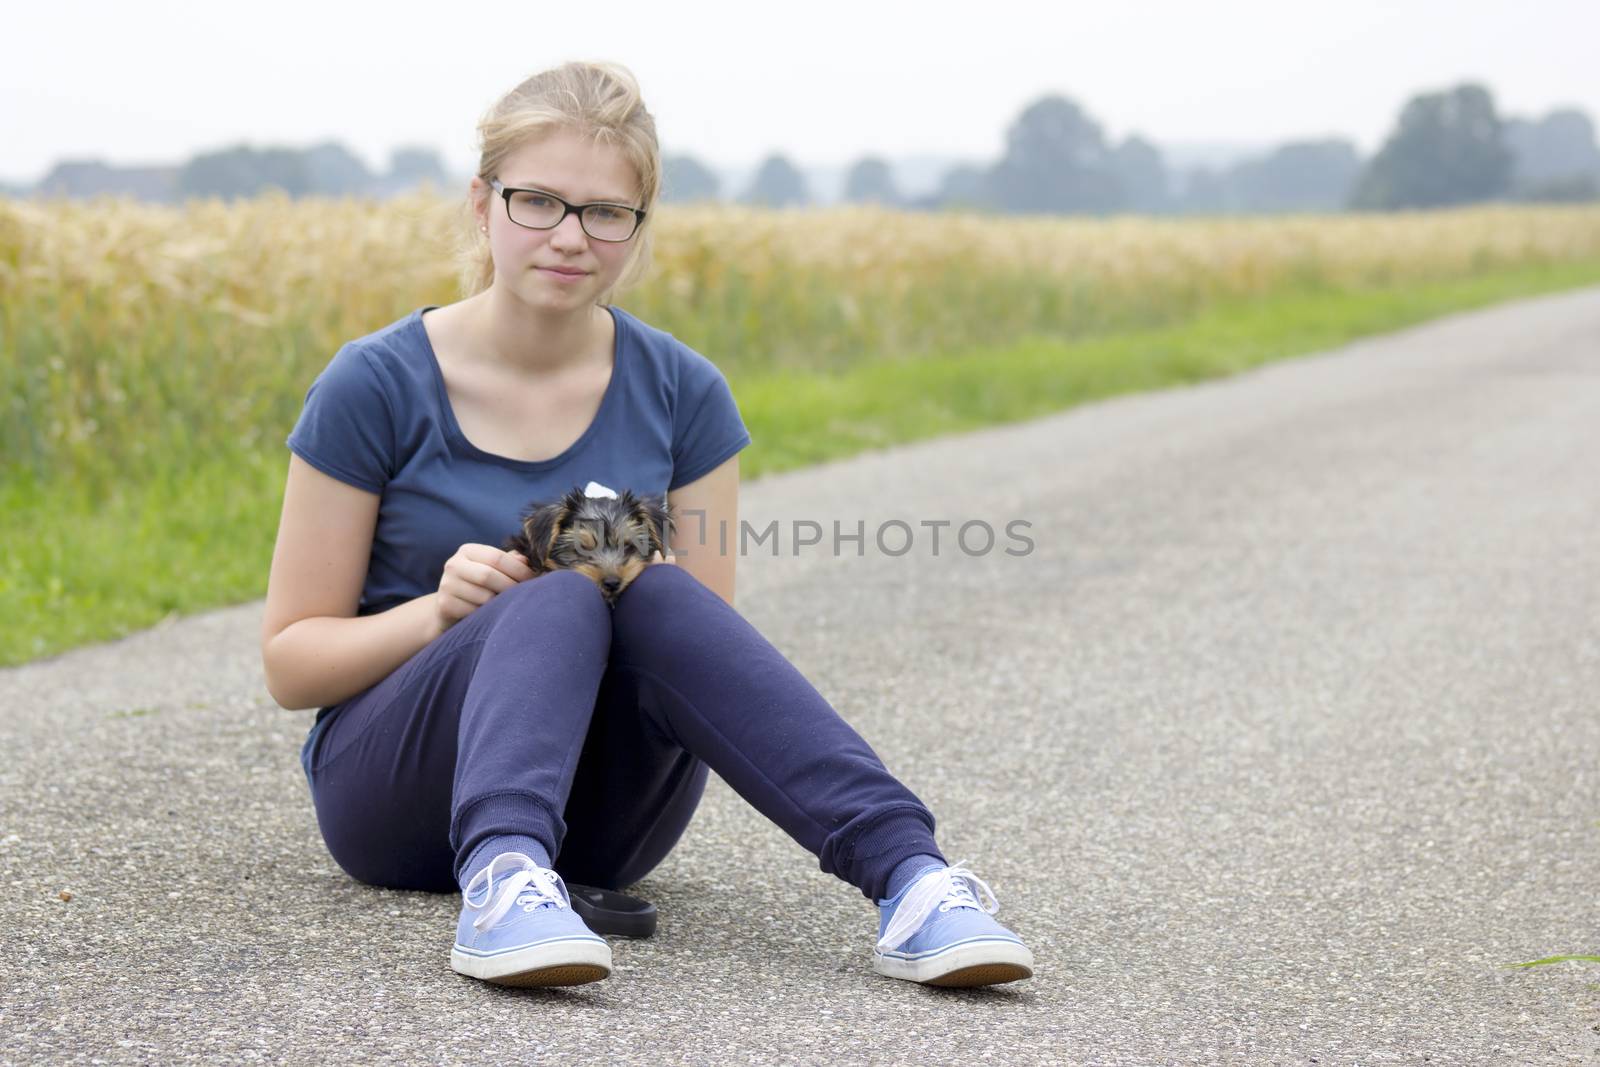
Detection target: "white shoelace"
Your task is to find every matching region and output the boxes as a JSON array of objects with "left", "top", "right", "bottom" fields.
[
  {"left": 876, "top": 858, "right": 1001, "bottom": 952},
  {"left": 462, "top": 851, "right": 570, "bottom": 933}
]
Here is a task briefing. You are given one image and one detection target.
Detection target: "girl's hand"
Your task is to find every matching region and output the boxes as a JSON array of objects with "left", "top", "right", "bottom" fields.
[
  {"left": 648, "top": 549, "right": 677, "bottom": 566},
  {"left": 435, "top": 544, "right": 537, "bottom": 634}
]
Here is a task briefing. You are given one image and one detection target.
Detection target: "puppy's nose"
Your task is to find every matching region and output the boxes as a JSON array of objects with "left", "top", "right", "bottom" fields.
[{"left": 601, "top": 576, "right": 622, "bottom": 593}]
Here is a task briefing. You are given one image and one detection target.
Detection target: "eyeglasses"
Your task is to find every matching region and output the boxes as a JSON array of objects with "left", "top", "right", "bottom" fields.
[{"left": 489, "top": 179, "right": 645, "bottom": 242}]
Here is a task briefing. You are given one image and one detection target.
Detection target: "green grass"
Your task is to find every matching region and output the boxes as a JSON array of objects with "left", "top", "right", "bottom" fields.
[
  {"left": 732, "top": 260, "right": 1600, "bottom": 471},
  {"left": 1508, "top": 956, "right": 1600, "bottom": 968},
  {"left": 3, "top": 260, "right": 1600, "bottom": 668}
]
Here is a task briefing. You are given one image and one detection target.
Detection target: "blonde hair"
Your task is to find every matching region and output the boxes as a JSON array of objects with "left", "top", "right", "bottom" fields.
[{"left": 457, "top": 61, "right": 660, "bottom": 302}]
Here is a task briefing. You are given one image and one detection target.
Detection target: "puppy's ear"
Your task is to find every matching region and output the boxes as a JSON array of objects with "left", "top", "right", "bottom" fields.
[
  {"left": 501, "top": 531, "right": 531, "bottom": 558},
  {"left": 637, "top": 497, "right": 675, "bottom": 558},
  {"left": 517, "top": 499, "right": 571, "bottom": 572}
]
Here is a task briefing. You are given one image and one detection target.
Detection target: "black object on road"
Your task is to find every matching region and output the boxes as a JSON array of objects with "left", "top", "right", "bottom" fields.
[{"left": 565, "top": 883, "right": 657, "bottom": 938}]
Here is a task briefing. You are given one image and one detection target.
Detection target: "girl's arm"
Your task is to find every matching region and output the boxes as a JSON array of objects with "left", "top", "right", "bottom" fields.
[
  {"left": 665, "top": 454, "right": 741, "bottom": 608},
  {"left": 260, "top": 454, "right": 437, "bottom": 711}
]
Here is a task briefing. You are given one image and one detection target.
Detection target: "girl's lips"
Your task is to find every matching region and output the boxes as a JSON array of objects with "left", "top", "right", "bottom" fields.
[{"left": 538, "top": 266, "right": 589, "bottom": 283}]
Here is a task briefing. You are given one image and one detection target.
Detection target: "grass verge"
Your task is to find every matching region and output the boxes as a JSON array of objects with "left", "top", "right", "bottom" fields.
[{"left": 3, "top": 261, "right": 1599, "bottom": 668}]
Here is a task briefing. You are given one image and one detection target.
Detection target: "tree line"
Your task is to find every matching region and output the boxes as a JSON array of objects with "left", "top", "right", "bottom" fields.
[
  {"left": 21, "top": 82, "right": 1600, "bottom": 214},
  {"left": 29, "top": 143, "right": 450, "bottom": 203},
  {"left": 707, "top": 83, "right": 1598, "bottom": 213}
]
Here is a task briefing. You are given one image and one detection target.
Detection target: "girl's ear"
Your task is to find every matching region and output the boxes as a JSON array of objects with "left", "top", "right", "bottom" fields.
[
  {"left": 469, "top": 176, "right": 491, "bottom": 229},
  {"left": 516, "top": 500, "right": 571, "bottom": 571}
]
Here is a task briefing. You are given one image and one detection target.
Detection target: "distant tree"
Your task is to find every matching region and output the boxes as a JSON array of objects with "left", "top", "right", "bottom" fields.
[
  {"left": 304, "top": 142, "right": 373, "bottom": 196},
  {"left": 34, "top": 143, "right": 456, "bottom": 203},
  {"left": 661, "top": 154, "right": 721, "bottom": 202},
  {"left": 1177, "top": 166, "right": 1233, "bottom": 214},
  {"left": 741, "top": 154, "right": 809, "bottom": 207},
  {"left": 1503, "top": 108, "right": 1600, "bottom": 196},
  {"left": 988, "top": 94, "right": 1122, "bottom": 214},
  {"left": 932, "top": 163, "right": 992, "bottom": 209},
  {"left": 36, "top": 160, "right": 111, "bottom": 198},
  {"left": 1110, "top": 135, "right": 1169, "bottom": 214},
  {"left": 1514, "top": 173, "right": 1600, "bottom": 202},
  {"left": 388, "top": 146, "right": 449, "bottom": 187},
  {"left": 1228, "top": 139, "right": 1362, "bottom": 213},
  {"left": 842, "top": 156, "right": 901, "bottom": 205},
  {"left": 36, "top": 160, "right": 179, "bottom": 202},
  {"left": 179, "top": 144, "right": 313, "bottom": 198},
  {"left": 1350, "top": 83, "right": 1513, "bottom": 210}
]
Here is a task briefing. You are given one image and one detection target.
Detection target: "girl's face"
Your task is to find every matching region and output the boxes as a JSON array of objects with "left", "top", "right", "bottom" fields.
[{"left": 473, "top": 127, "right": 643, "bottom": 314}]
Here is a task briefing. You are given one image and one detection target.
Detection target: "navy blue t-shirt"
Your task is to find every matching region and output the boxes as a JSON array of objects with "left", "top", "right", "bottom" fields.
[{"left": 285, "top": 304, "right": 751, "bottom": 621}]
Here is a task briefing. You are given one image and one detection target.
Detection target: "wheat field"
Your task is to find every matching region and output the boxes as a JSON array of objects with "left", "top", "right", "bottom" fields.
[
  {"left": 5, "top": 195, "right": 1600, "bottom": 663},
  {"left": 4, "top": 195, "right": 1600, "bottom": 495}
]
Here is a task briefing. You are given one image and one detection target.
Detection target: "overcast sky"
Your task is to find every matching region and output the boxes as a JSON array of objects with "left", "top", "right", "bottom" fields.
[{"left": 3, "top": 0, "right": 1594, "bottom": 185}]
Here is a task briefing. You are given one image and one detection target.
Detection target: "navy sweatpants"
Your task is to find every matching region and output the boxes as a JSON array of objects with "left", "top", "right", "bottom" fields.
[{"left": 298, "top": 563, "right": 945, "bottom": 901}]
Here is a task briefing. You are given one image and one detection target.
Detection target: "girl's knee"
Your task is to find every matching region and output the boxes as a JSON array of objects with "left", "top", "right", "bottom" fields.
[
  {"left": 613, "top": 562, "right": 700, "bottom": 617},
  {"left": 485, "top": 568, "right": 612, "bottom": 641},
  {"left": 499, "top": 568, "right": 610, "bottom": 611},
  {"left": 610, "top": 563, "right": 716, "bottom": 650}
]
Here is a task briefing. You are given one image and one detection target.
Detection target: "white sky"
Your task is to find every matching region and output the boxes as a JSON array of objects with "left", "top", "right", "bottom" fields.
[{"left": 3, "top": 0, "right": 1595, "bottom": 185}]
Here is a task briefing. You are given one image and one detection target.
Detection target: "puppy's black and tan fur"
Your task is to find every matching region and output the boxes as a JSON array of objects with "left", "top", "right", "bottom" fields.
[{"left": 503, "top": 487, "right": 674, "bottom": 606}]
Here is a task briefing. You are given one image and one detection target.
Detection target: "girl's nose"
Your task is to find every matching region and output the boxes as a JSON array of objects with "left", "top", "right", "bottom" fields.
[{"left": 549, "top": 212, "right": 589, "bottom": 249}]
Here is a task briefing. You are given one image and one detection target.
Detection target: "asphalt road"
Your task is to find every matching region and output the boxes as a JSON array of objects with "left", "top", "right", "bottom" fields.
[{"left": 4, "top": 287, "right": 1599, "bottom": 1065}]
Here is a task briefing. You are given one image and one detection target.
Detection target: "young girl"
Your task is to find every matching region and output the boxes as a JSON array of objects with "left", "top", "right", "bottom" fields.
[{"left": 261, "top": 61, "right": 1034, "bottom": 989}]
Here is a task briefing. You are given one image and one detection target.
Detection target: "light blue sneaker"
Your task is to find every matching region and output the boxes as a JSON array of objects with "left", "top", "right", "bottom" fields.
[
  {"left": 450, "top": 851, "right": 612, "bottom": 987},
  {"left": 872, "top": 859, "right": 1034, "bottom": 987}
]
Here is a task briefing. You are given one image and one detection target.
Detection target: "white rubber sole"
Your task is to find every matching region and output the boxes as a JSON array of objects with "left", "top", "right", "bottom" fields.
[
  {"left": 451, "top": 936, "right": 613, "bottom": 987},
  {"left": 874, "top": 936, "right": 1035, "bottom": 987}
]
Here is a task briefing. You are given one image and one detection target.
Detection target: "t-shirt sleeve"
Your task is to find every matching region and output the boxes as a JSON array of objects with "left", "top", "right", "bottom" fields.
[
  {"left": 285, "top": 343, "right": 395, "bottom": 494},
  {"left": 669, "top": 348, "right": 751, "bottom": 491}
]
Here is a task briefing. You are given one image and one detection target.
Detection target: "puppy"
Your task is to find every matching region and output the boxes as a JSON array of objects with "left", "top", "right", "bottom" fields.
[{"left": 503, "top": 487, "right": 674, "bottom": 605}]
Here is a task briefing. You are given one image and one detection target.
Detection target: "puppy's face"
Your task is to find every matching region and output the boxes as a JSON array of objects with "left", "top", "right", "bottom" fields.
[{"left": 505, "top": 488, "right": 673, "bottom": 605}]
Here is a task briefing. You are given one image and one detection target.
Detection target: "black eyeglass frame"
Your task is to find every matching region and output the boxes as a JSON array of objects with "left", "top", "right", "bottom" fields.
[{"left": 489, "top": 178, "right": 646, "bottom": 242}]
